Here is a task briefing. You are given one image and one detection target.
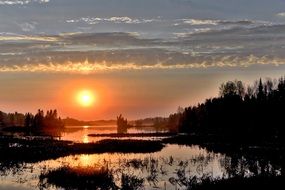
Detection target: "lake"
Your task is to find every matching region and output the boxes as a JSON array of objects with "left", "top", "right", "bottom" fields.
[
  {"left": 0, "top": 126, "right": 280, "bottom": 190},
  {"left": 61, "top": 125, "right": 168, "bottom": 143}
]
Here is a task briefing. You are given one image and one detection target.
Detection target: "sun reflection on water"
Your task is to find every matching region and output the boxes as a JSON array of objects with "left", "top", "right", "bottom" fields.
[
  {"left": 83, "top": 125, "right": 89, "bottom": 129},
  {"left": 82, "top": 135, "right": 89, "bottom": 143},
  {"left": 79, "top": 154, "right": 94, "bottom": 167},
  {"left": 82, "top": 126, "right": 90, "bottom": 143}
]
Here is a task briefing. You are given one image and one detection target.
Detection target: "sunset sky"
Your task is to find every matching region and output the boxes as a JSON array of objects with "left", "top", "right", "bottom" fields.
[{"left": 1, "top": 0, "right": 285, "bottom": 120}]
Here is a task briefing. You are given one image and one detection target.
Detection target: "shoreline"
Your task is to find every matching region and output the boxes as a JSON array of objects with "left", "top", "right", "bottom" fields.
[
  {"left": 0, "top": 135, "right": 164, "bottom": 165},
  {"left": 88, "top": 132, "right": 176, "bottom": 137}
]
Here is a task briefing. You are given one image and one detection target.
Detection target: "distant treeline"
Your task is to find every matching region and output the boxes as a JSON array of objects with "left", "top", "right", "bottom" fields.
[
  {"left": 116, "top": 115, "right": 169, "bottom": 133},
  {"left": 0, "top": 111, "right": 25, "bottom": 127},
  {"left": 63, "top": 117, "right": 116, "bottom": 126},
  {"left": 0, "top": 109, "right": 64, "bottom": 136},
  {"left": 25, "top": 109, "right": 64, "bottom": 136},
  {"left": 131, "top": 117, "right": 168, "bottom": 128},
  {"left": 170, "top": 76, "right": 285, "bottom": 143}
]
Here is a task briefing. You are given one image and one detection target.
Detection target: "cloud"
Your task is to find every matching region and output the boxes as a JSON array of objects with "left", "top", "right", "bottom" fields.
[
  {"left": 174, "top": 28, "right": 212, "bottom": 37},
  {"left": 1, "top": 24, "right": 285, "bottom": 73},
  {"left": 277, "top": 12, "right": 285, "bottom": 17},
  {"left": 67, "top": 17, "right": 257, "bottom": 29},
  {"left": 174, "top": 18, "right": 256, "bottom": 26},
  {"left": 0, "top": 34, "right": 57, "bottom": 41},
  {"left": 219, "top": 19, "right": 255, "bottom": 25},
  {"left": 57, "top": 32, "right": 157, "bottom": 47},
  {"left": 175, "top": 23, "right": 285, "bottom": 40},
  {"left": 106, "top": 17, "right": 139, "bottom": 24},
  {"left": 0, "top": 55, "right": 284, "bottom": 74},
  {"left": 66, "top": 16, "right": 158, "bottom": 25},
  {"left": 182, "top": 19, "right": 219, "bottom": 26},
  {"left": 0, "top": 0, "right": 49, "bottom": 5},
  {"left": 18, "top": 22, "right": 37, "bottom": 32}
]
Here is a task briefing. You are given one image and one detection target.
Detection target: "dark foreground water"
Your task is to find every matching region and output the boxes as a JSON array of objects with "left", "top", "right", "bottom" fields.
[{"left": 0, "top": 126, "right": 281, "bottom": 190}]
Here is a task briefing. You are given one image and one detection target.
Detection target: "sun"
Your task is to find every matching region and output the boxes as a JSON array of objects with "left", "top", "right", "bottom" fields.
[{"left": 77, "top": 90, "right": 95, "bottom": 107}]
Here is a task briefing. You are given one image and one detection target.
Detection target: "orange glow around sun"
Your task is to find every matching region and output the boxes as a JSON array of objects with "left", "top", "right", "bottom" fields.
[
  {"left": 77, "top": 90, "right": 96, "bottom": 107},
  {"left": 55, "top": 79, "right": 113, "bottom": 119}
]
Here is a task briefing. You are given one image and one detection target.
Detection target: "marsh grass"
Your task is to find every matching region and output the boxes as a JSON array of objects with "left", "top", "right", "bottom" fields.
[
  {"left": 39, "top": 166, "right": 117, "bottom": 190},
  {"left": 39, "top": 165, "right": 145, "bottom": 190},
  {"left": 121, "top": 174, "right": 144, "bottom": 190}
]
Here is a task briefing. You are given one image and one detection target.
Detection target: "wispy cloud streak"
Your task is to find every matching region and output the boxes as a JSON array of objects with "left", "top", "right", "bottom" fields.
[
  {"left": 0, "top": 0, "right": 49, "bottom": 5},
  {"left": 66, "top": 16, "right": 158, "bottom": 25},
  {"left": 0, "top": 55, "right": 284, "bottom": 74},
  {"left": 0, "top": 35, "right": 57, "bottom": 42}
]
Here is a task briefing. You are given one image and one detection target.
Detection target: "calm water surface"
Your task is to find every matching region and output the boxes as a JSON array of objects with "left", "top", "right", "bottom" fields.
[
  {"left": 0, "top": 126, "right": 279, "bottom": 190},
  {"left": 1, "top": 145, "right": 227, "bottom": 190},
  {"left": 61, "top": 125, "right": 167, "bottom": 143}
]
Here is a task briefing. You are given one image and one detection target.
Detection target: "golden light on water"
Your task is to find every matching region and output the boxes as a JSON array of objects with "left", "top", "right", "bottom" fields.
[
  {"left": 79, "top": 154, "right": 93, "bottom": 167},
  {"left": 82, "top": 135, "right": 89, "bottom": 144},
  {"left": 82, "top": 126, "right": 90, "bottom": 143}
]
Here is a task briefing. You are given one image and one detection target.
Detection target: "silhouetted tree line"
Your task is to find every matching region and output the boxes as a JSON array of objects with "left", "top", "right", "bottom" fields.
[
  {"left": 0, "top": 111, "right": 25, "bottom": 127},
  {"left": 0, "top": 109, "right": 64, "bottom": 136},
  {"left": 174, "top": 76, "right": 285, "bottom": 143},
  {"left": 25, "top": 109, "right": 64, "bottom": 136}
]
